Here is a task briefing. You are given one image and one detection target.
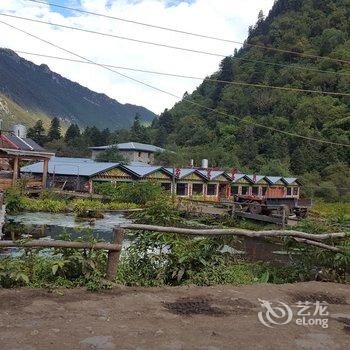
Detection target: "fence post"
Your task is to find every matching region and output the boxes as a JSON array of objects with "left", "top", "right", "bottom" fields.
[{"left": 106, "top": 227, "right": 124, "bottom": 281}]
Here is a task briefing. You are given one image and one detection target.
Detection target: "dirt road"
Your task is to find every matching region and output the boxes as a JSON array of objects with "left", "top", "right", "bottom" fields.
[{"left": 0, "top": 282, "right": 349, "bottom": 350}]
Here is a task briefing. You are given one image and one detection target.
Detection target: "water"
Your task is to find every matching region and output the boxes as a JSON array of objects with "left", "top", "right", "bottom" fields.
[
  {"left": 4, "top": 212, "right": 131, "bottom": 242},
  {"left": 2, "top": 212, "right": 290, "bottom": 264}
]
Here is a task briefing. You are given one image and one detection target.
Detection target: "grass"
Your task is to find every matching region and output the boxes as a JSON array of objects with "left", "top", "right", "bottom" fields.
[{"left": 311, "top": 201, "right": 350, "bottom": 220}]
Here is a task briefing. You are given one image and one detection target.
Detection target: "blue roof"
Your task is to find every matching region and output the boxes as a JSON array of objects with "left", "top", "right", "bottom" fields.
[
  {"left": 122, "top": 165, "right": 164, "bottom": 177},
  {"left": 283, "top": 177, "right": 298, "bottom": 185},
  {"left": 266, "top": 176, "right": 283, "bottom": 184},
  {"left": 198, "top": 170, "right": 228, "bottom": 180},
  {"left": 165, "top": 167, "right": 204, "bottom": 179},
  {"left": 231, "top": 173, "right": 247, "bottom": 182},
  {"left": 21, "top": 157, "right": 119, "bottom": 177},
  {"left": 20, "top": 156, "right": 300, "bottom": 185},
  {"left": 90, "top": 142, "right": 165, "bottom": 153},
  {"left": 246, "top": 175, "right": 266, "bottom": 183}
]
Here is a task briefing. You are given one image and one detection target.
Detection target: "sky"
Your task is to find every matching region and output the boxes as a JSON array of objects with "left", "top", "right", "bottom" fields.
[{"left": 0, "top": 0, "right": 275, "bottom": 114}]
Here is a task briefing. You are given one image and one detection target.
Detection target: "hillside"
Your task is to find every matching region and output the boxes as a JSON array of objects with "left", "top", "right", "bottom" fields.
[
  {"left": 150, "top": 0, "right": 350, "bottom": 199},
  {"left": 0, "top": 49, "right": 156, "bottom": 130}
]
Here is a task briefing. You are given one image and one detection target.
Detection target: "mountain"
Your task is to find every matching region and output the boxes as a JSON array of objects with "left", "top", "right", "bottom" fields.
[
  {"left": 149, "top": 0, "right": 350, "bottom": 200},
  {"left": 0, "top": 49, "right": 156, "bottom": 130}
]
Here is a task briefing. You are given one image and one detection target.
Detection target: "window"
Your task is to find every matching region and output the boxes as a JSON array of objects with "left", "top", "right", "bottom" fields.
[
  {"left": 287, "top": 187, "right": 292, "bottom": 196},
  {"left": 241, "top": 186, "right": 250, "bottom": 195},
  {"left": 176, "top": 183, "right": 188, "bottom": 196},
  {"left": 252, "top": 186, "right": 259, "bottom": 195},
  {"left": 207, "top": 184, "right": 217, "bottom": 195},
  {"left": 161, "top": 183, "right": 171, "bottom": 191},
  {"left": 261, "top": 187, "right": 267, "bottom": 196},
  {"left": 232, "top": 186, "right": 239, "bottom": 195},
  {"left": 138, "top": 151, "right": 142, "bottom": 157},
  {"left": 293, "top": 187, "right": 299, "bottom": 196},
  {"left": 192, "top": 183, "right": 203, "bottom": 195}
]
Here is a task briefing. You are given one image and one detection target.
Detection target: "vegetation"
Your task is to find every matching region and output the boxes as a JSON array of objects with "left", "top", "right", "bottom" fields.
[
  {"left": 95, "top": 147, "right": 128, "bottom": 163},
  {"left": 1, "top": 195, "right": 349, "bottom": 290},
  {"left": 94, "top": 181, "right": 166, "bottom": 205},
  {"left": 0, "top": 231, "right": 112, "bottom": 291},
  {"left": 4, "top": 188, "right": 139, "bottom": 215},
  {"left": 0, "top": 48, "right": 155, "bottom": 130}
]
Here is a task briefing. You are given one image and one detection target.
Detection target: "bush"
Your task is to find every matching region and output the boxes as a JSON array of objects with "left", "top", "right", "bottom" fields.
[
  {"left": 4, "top": 188, "right": 26, "bottom": 214},
  {"left": 94, "top": 181, "right": 167, "bottom": 205},
  {"left": 0, "top": 231, "right": 111, "bottom": 290}
]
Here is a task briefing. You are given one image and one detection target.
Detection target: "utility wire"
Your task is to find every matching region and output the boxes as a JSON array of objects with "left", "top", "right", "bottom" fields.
[
  {"left": 2, "top": 12, "right": 350, "bottom": 80},
  {"left": 25, "top": 0, "right": 350, "bottom": 65},
  {"left": 0, "top": 19, "right": 349, "bottom": 148},
  {"left": 13, "top": 50, "right": 350, "bottom": 98}
]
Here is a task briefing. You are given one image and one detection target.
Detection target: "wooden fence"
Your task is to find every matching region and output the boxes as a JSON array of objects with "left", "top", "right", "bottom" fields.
[{"left": 0, "top": 224, "right": 347, "bottom": 281}]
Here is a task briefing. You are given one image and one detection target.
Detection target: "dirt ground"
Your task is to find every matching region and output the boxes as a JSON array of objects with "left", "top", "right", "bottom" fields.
[{"left": 0, "top": 282, "right": 349, "bottom": 350}]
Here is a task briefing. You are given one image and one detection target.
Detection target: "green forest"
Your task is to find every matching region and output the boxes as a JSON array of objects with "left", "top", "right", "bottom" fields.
[
  {"left": 30, "top": 0, "right": 350, "bottom": 202},
  {"left": 149, "top": 0, "right": 350, "bottom": 201}
]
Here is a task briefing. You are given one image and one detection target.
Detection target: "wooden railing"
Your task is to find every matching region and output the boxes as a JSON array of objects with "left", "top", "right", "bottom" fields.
[{"left": 0, "top": 228, "right": 124, "bottom": 281}]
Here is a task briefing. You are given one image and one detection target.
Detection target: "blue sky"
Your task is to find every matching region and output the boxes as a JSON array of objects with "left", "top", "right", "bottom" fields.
[
  {"left": 0, "top": 0, "right": 275, "bottom": 113},
  {"left": 50, "top": 0, "right": 197, "bottom": 16},
  {"left": 49, "top": 0, "right": 81, "bottom": 16}
]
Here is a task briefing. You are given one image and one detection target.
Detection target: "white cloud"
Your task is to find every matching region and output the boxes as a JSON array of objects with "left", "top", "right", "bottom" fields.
[{"left": 0, "top": 0, "right": 275, "bottom": 114}]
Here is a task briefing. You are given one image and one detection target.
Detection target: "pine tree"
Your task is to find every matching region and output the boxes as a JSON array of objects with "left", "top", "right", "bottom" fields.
[
  {"left": 64, "top": 123, "right": 80, "bottom": 143},
  {"left": 27, "top": 120, "right": 47, "bottom": 145},
  {"left": 47, "top": 117, "right": 61, "bottom": 142}
]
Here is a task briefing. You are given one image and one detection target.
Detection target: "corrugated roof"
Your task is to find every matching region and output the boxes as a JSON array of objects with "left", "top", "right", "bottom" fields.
[
  {"left": 90, "top": 142, "right": 165, "bottom": 153},
  {"left": 122, "top": 165, "right": 164, "bottom": 177},
  {"left": 198, "top": 170, "right": 227, "bottom": 180},
  {"left": 246, "top": 175, "right": 266, "bottom": 183},
  {"left": 20, "top": 157, "right": 300, "bottom": 185},
  {"left": 1, "top": 134, "right": 44, "bottom": 152},
  {"left": 21, "top": 157, "right": 119, "bottom": 177},
  {"left": 165, "top": 167, "right": 202, "bottom": 179},
  {"left": 266, "top": 176, "right": 283, "bottom": 184},
  {"left": 231, "top": 173, "right": 247, "bottom": 182},
  {"left": 283, "top": 177, "right": 298, "bottom": 185}
]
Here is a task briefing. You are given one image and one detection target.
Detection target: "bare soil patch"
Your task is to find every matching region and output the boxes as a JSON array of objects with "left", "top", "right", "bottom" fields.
[{"left": 0, "top": 282, "right": 349, "bottom": 350}]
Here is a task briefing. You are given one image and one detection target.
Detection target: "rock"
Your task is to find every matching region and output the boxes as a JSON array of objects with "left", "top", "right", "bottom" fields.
[{"left": 79, "top": 335, "right": 115, "bottom": 350}]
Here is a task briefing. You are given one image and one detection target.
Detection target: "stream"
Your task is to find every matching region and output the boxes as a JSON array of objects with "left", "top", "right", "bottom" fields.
[{"left": 1, "top": 212, "right": 290, "bottom": 263}]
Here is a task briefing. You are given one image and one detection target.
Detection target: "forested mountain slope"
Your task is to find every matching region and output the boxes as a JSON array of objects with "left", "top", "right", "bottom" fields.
[
  {"left": 149, "top": 0, "right": 350, "bottom": 199},
  {"left": 0, "top": 49, "right": 156, "bottom": 130}
]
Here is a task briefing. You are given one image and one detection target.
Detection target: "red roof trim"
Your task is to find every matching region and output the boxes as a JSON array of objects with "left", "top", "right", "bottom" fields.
[{"left": 0, "top": 134, "right": 20, "bottom": 150}]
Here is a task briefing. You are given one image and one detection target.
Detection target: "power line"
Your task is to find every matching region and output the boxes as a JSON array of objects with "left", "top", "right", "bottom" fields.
[
  {"left": 1, "top": 20, "right": 349, "bottom": 148},
  {"left": 13, "top": 50, "right": 350, "bottom": 98},
  {"left": 25, "top": 0, "right": 350, "bottom": 65},
  {"left": 2, "top": 12, "right": 350, "bottom": 79}
]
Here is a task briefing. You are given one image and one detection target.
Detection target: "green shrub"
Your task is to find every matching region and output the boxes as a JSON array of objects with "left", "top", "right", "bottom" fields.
[
  {"left": 4, "top": 188, "right": 26, "bottom": 214},
  {"left": 94, "top": 181, "right": 167, "bottom": 205}
]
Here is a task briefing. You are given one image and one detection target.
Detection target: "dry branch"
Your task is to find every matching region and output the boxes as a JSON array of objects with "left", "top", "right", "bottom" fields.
[
  {"left": 121, "top": 224, "right": 348, "bottom": 241},
  {"left": 293, "top": 238, "right": 344, "bottom": 253},
  {"left": 0, "top": 240, "right": 122, "bottom": 251}
]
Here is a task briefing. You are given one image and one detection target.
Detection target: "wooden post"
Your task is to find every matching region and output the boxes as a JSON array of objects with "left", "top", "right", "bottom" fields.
[
  {"left": 42, "top": 158, "right": 49, "bottom": 189},
  {"left": 12, "top": 156, "right": 19, "bottom": 185},
  {"left": 106, "top": 227, "right": 124, "bottom": 281}
]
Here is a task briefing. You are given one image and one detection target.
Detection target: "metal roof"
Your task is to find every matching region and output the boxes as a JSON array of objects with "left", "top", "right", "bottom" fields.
[
  {"left": 245, "top": 175, "right": 266, "bottom": 183},
  {"left": 121, "top": 165, "right": 165, "bottom": 178},
  {"left": 21, "top": 157, "right": 119, "bottom": 177},
  {"left": 20, "top": 157, "right": 300, "bottom": 185},
  {"left": 231, "top": 173, "right": 248, "bottom": 182},
  {"left": 283, "top": 177, "right": 298, "bottom": 185},
  {"left": 265, "top": 176, "right": 283, "bottom": 185},
  {"left": 164, "top": 167, "right": 204, "bottom": 180},
  {"left": 198, "top": 170, "right": 228, "bottom": 181},
  {"left": 0, "top": 134, "right": 45, "bottom": 152},
  {"left": 90, "top": 142, "right": 165, "bottom": 153}
]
